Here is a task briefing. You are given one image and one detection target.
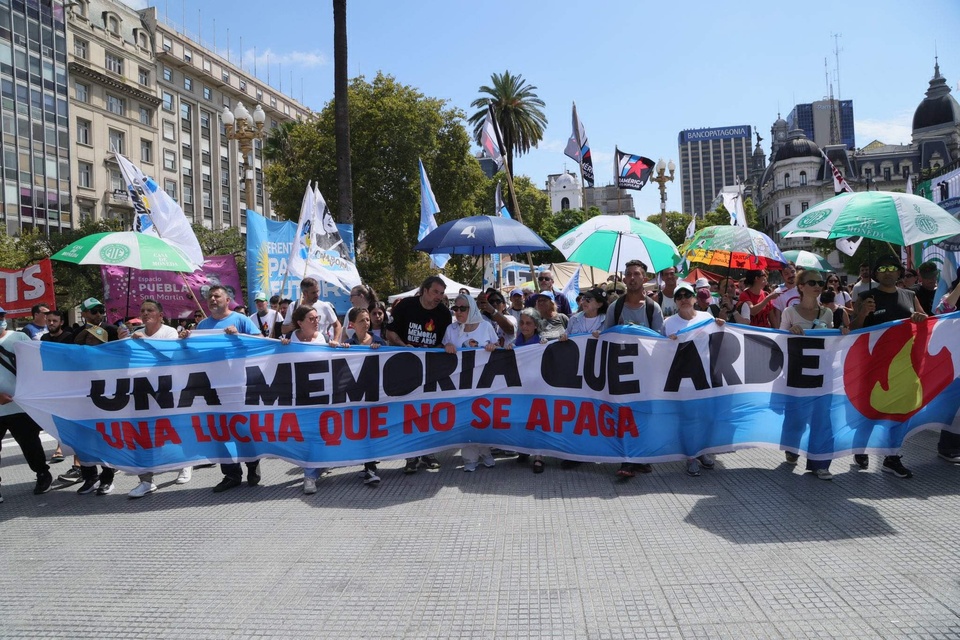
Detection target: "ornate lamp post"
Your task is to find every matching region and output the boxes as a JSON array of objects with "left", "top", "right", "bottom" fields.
[
  {"left": 221, "top": 102, "right": 266, "bottom": 211},
  {"left": 650, "top": 158, "right": 676, "bottom": 231}
]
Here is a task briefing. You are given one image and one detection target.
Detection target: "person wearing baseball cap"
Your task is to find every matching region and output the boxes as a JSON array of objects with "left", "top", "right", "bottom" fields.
[{"left": 248, "top": 291, "right": 278, "bottom": 338}]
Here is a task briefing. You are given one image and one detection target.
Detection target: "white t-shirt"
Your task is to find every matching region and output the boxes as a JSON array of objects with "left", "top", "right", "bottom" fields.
[
  {"left": 249, "top": 309, "right": 279, "bottom": 337},
  {"left": 284, "top": 300, "right": 339, "bottom": 340},
  {"left": 851, "top": 280, "right": 879, "bottom": 298},
  {"left": 289, "top": 330, "right": 327, "bottom": 344},
  {"left": 663, "top": 310, "right": 715, "bottom": 337},
  {"left": 779, "top": 305, "right": 833, "bottom": 331},
  {"left": 442, "top": 321, "right": 499, "bottom": 349},
  {"left": 660, "top": 293, "right": 678, "bottom": 318},
  {"left": 824, "top": 290, "right": 852, "bottom": 307},
  {"left": 772, "top": 286, "right": 800, "bottom": 312},
  {"left": 566, "top": 312, "right": 605, "bottom": 336},
  {"left": 489, "top": 315, "right": 518, "bottom": 348},
  {"left": 134, "top": 324, "right": 179, "bottom": 340}
]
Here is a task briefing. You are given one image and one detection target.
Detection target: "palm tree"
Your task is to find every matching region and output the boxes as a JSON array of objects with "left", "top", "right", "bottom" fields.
[
  {"left": 333, "top": 0, "right": 353, "bottom": 225},
  {"left": 468, "top": 71, "right": 547, "bottom": 176},
  {"left": 262, "top": 120, "right": 296, "bottom": 164}
]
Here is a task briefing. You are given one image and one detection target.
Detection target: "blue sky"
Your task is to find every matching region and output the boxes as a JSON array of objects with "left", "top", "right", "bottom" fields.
[{"left": 129, "top": 0, "right": 960, "bottom": 217}]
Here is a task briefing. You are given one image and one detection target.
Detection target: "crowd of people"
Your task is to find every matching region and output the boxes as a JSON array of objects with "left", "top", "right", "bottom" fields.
[{"left": 1, "top": 257, "right": 959, "bottom": 503}]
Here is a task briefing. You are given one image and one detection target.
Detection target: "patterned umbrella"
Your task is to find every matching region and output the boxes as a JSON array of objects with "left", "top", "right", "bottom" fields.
[
  {"left": 778, "top": 191, "right": 960, "bottom": 244},
  {"left": 551, "top": 215, "right": 681, "bottom": 273},
  {"left": 781, "top": 249, "right": 833, "bottom": 272},
  {"left": 684, "top": 225, "right": 788, "bottom": 271},
  {"left": 52, "top": 232, "right": 194, "bottom": 272}
]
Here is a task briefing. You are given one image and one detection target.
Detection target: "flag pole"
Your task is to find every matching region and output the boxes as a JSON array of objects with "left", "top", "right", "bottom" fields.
[
  {"left": 488, "top": 103, "right": 540, "bottom": 292},
  {"left": 572, "top": 103, "right": 589, "bottom": 216}
]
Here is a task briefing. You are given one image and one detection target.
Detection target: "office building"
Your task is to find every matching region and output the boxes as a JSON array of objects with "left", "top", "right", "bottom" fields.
[
  {"left": 1, "top": 0, "right": 71, "bottom": 235},
  {"left": 678, "top": 125, "right": 752, "bottom": 218},
  {"left": 786, "top": 99, "right": 855, "bottom": 151}
]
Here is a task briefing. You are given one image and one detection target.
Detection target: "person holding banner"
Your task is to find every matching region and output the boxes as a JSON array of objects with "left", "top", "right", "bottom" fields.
[
  {"left": 126, "top": 300, "right": 191, "bottom": 498},
  {"left": 190, "top": 286, "right": 264, "bottom": 492},
  {"left": 663, "top": 281, "right": 723, "bottom": 477},
  {"left": 0, "top": 306, "right": 54, "bottom": 501},
  {"left": 778, "top": 270, "right": 842, "bottom": 479},
  {"left": 282, "top": 278, "right": 341, "bottom": 343},
  {"left": 385, "top": 276, "right": 452, "bottom": 474}
]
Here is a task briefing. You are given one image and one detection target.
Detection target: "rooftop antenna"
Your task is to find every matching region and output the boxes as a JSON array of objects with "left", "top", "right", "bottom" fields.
[
  {"left": 824, "top": 57, "right": 830, "bottom": 98},
  {"left": 831, "top": 32, "right": 843, "bottom": 100}
]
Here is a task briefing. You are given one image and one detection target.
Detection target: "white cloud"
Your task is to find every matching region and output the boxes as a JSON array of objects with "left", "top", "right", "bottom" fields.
[
  {"left": 856, "top": 112, "right": 913, "bottom": 146},
  {"left": 242, "top": 48, "right": 327, "bottom": 70}
]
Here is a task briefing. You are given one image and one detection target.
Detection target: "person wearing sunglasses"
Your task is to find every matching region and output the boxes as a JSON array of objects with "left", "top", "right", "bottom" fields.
[
  {"left": 442, "top": 295, "right": 498, "bottom": 472},
  {"left": 851, "top": 255, "right": 927, "bottom": 478},
  {"left": 527, "top": 271, "right": 572, "bottom": 316},
  {"left": 663, "top": 281, "right": 725, "bottom": 477},
  {"left": 823, "top": 274, "right": 853, "bottom": 311},
  {"left": 777, "top": 269, "right": 845, "bottom": 479}
]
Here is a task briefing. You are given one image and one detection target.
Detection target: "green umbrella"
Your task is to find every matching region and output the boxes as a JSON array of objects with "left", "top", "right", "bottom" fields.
[
  {"left": 779, "top": 191, "right": 960, "bottom": 245},
  {"left": 551, "top": 215, "right": 681, "bottom": 273},
  {"left": 781, "top": 249, "right": 833, "bottom": 272},
  {"left": 52, "top": 231, "right": 195, "bottom": 272}
]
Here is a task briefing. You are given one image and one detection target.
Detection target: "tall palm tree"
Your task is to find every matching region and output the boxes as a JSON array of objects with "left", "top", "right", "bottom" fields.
[
  {"left": 333, "top": 0, "right": 353, "bottom": 225},
  {"left": 468, "top": 71, "right": 547, "bottom": 176}
]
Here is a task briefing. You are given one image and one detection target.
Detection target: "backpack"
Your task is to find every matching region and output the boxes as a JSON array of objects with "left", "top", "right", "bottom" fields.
[{"left": 613, "top": 296, "right": 656, "bottom": 328}]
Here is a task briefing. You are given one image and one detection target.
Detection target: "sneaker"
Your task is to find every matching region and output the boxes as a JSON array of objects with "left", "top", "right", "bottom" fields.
[
  {"left": 616, "top": 463, "right": 636, "bottom": 478},
  {"left": 420, "top": 455, "right": 441, "bottom": 470},
  {"left": 686, "top": 459, "right": 701, "bottom": 477},
  {"left": 480, "top": 454, "right": 495, "bottom": 468},
  {"left": 303, "top": 477, "right": 317, "bottom": 495},
  {"left": 247, "top": 471, "right": 261, "bottom": 487},
  {"left": 33, "top": 471, "right": 53, "bottom": 495},
  {"left": 854, "top": 454, "right": 869, "bottom": 470},
  {"left": 363, "top": 470, "right": 381, "bottom": 486},
  {"left": 785, "top": 452, "right": 799, "bottom": 465},
  {"left": 96, "top": 482, "right": 114, "bottom": 496},
  {"left": 128, "top": 481, "right": 157, "bottom": 498},
  {"left": 77, "top": 478, "right": 99, "bottom": 495},
  {"left": 403, "top": 458, "right": 419, "bottom": 475},
  {"left": 58, "top": 467, "right": 82, "bottom": 484},
  {"left": 882, "top": 457, "right": 913, "bottom": 479},
  {"left": 463, "top": 461, "right": 478, "bottom": 472},
  {"left": 698, "top": 454, "right": 716, "bottom": 470},
  {"left": 213, "top": 477, "right": 242, "bottom": 493},
  {"left": 175, "top": 467, "right": 192, "bottom": 484},
  {"left": 813, "top": 469, "right": 833, "bottom": 481},
  {"left": 938, "top": 451, "right": 960, "bottom": 463}
]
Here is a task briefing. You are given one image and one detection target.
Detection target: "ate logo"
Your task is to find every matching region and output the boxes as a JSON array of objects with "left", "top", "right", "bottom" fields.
[{"left": 843, "top": 321, "right": 954, "bottom": 420}]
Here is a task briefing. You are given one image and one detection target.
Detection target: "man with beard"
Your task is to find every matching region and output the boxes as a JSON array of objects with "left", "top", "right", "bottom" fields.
[
  {"left": 281, "top": 277, "right": 341, "bottom": 342},
  {"left": 769, "top": 263, "right": 799, "bottom": 330},
  {"left": 248, "top": 291, "right": 279, "bottom": 338},
  {"left": 385, "top": 275, "right": 452, "bottom": 474}
]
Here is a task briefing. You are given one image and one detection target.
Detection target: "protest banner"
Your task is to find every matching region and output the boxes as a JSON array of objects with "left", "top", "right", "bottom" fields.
[
  {"left": 13, "top": 318, "right": 960, "bottom": 474},
  {"left": 0, "top": 259, "right": 55, "bottom": 317},
  {"left": 101, "top": 255, "right": 243, "bottom": 322}
]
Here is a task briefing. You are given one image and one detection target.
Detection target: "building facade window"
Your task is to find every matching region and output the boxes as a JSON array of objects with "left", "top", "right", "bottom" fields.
[
  {"left": 183, "top": 49, "right": 192, "bottom": 62},
  {"left": 110, "top": 169, "right": 123, "bottom": 191},
  {"left": 141, "top": 139, "right": 152, "bottom": 163},
  {"left": 801, "top": 201, "right": 809, "bottom": 212},
  {"left": 76, "top": 118, "right": 91, "bottom": 145},
  {"left": 783, "top": 173, "right": 790, "bottom": 188},
  {"left": 799, "top": 171, "right": 807, "bottom": 186},
  {"left": 75, "top": 81, "right": 88, "bottom": 102},
  {"left": 883, "top": 167, "right": 891, "bottom": 181},
  {"left": 108, "top": 128, "right": 124, "bottom": 154},
  {"left": 78, "top": 161, "right": 92, "bottom": 188},
  {"left": 74, "top": 38, "right": 88, "bottom": 59},
  {"left": 163, "top": 178, "right": 177, "bottom": 200},
  {"left": 106, "top": 94, "right": 124, "bottom": 116},
  {"left": 138, "top": 67, "right": 149, "bottom": 86},
  {"left": 104, "top": 52, "right": 123, "bottom": 75},
  {"left": 162, "top": 120, "right": 176, "bottom": 141},
  {"left": 162, "top": 36, "right": 172, "bottom": 51},
  {"left": 163, "top": 149, "right": 176, "bottom": 171},
  {"left": 162, "top": 91, "right": 174, "bottom": 111},
  {"left": 184, "top": 77, "right": 192, "bottom": 91},
  {"left": 182, "top": 183, "right": 193, "bottom": 204},
  {"left": 139, "top": 106, "right": 151, "bottom": 125},
  {"left": 784, "top": 203, "right": 791, "bottom": 218},
  {"left": 203, "top": 86, "right": 211, "bottom": 100},
  {"left": 106, "top": 16, "right": 119, "bottom": 35},
  {"left": 180, "top": 102, "right": 191, "bottom": 121},
  {"left": 163, "top": 66, "right": 172, "bottom": 81}
]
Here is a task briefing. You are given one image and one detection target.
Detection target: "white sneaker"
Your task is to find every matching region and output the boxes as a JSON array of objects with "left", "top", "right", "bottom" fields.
[
  {"left": 480, "top": 454, "right": 495, "bottom": 468},
  {"left": 96, "top": 482, "right": 115, "bottom": 495},
  {"left": 175, "top": 467, "right": 193, "bottom": 484},
  {"left": 303, "top": 477, "right": 317, "bottom": 494},
  {"left": 813, "top": 469, "right": 833, "bottom": 481},
  {"left": 128, "top": 481, "right": 157, "bottom": 498}
]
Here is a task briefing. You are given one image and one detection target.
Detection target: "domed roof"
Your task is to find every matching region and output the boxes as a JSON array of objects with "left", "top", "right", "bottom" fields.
[
  {"left": 554, "top": 172, "right": 577, "bottom": 189},
  {"left": 912, "top": 62, "right": 960, "bottom": 131},
  {"left": 773, "top": 129, "right": 821, "bottom": 162}
]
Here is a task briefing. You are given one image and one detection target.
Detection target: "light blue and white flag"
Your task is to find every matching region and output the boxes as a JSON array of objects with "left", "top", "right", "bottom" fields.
[
  {"left": 495, "top": 181, "right": 511, "bottom": 219},
  {"left": 418, "top": 159, "right": 449, "bottom": 269},
  {"left": 561, "top": 268, "right": 580, "bottom": 313}
]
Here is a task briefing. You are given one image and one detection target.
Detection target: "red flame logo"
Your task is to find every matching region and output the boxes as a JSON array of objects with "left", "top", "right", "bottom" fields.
[
  {"left": 425, "top": 319, "right": 435, "bottom": 333},
  {"left": 844, "top": 320, "right": 954, "bottom": 420}
]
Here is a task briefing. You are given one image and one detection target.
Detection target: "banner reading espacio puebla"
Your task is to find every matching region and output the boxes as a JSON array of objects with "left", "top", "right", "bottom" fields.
[{"left": 13, "top": 317, "right": 960, "bottom": 473}]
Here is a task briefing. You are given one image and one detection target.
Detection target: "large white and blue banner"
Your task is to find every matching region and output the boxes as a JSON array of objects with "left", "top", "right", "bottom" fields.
[{"left": 14, "top": 317, "right": 960, "bottom": 474}]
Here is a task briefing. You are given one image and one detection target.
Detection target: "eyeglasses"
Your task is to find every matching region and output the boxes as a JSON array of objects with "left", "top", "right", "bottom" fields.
[
  {"left": 451, "top": 305, "right": 470, "bottom": 312},
  {"left": 537, "top": 276, "right": 552, "bottom": 281},
  {"left": 488, "top": 299, "right": 504, "bottom": 306},
  {"left": 91, "top": 307, "right": 105, "bottom": 314},
  {"left": 876, "top": 265, "right": 900, "bottom": 273},
  {"left": 673, "top": 291, "right": 695, "bottom": 300},
  {"left": 803, "top": 280, "right": 825, "bottom": 287}
]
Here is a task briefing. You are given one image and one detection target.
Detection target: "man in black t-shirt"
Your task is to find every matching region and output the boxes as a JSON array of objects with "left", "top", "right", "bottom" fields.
[
  {"left": 385, "top": 276, "right": 452, "bottom": 473},
  {"left": 40, "top": 309, "right": 73, "bottom": 344},
  {"left": 912, "top": 261, "right": 939, "bottom": 314},
  {"left": 851, "top": 255, "right": 928, "bottom": 479}
]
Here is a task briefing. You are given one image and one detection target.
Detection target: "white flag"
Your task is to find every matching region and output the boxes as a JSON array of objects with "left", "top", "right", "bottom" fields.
[
  {"left": 480, "top": 108, "right": 504, "bottom": 169},
  {"left": 285, "top": 183, "right": 359, "bottom": 291},
  {"left": 115, "top": 152, "right": 204, "bottom": 271},
  {"left": 684, "top": 217, "right": 696, "bottom": 241},
  {"left": 418, "top": 159, "right": 449, "bottom": 269},
  {"left": 821, "top": 150, "right": 854, "bottom": 194},
  {"left": 835, "top": 236, "right": 864, "bottom": 256}
]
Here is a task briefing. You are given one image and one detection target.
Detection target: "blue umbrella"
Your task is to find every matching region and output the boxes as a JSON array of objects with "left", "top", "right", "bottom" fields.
[{"left": 413, "top": 215, "right": 550, "bottom": 255}]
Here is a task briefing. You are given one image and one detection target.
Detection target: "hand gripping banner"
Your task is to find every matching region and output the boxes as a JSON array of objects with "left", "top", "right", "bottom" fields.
[{"left": 13, "top": 317, "right": 960, "bottom": 474}]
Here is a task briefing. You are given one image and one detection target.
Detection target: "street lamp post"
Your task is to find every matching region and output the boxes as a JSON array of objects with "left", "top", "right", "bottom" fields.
[
  {"left": 221, "top": 102, "right": 266, "bottom": 212},
  {"left": 650, "top": 158, "right": 676, "bottom": 231}
]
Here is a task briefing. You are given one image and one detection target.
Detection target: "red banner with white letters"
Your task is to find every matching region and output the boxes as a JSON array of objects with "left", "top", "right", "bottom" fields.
[{"left": 0, "top": 259, "right": 56, "bottom": 317}]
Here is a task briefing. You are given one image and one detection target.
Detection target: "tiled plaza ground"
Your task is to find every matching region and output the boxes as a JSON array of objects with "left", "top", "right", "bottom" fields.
[{"left": 1, "top": 431, "right": 959, "bottom": 639}]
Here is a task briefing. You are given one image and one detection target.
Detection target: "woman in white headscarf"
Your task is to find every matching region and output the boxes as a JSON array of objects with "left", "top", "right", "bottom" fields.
[{"left": 442, "top": 294, "right": 499, "bottom": 472}]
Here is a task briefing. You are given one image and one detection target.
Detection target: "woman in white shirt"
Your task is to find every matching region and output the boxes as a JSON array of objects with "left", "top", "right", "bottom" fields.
[
  {"left": 442, "top": 295, "right": 498, "bottom": 472},
  {"left": 127, "top": 299, "right": 190, "bottom": 498},
  {"left": 283, "top": 305, "right": 329, "bottom": 345}
]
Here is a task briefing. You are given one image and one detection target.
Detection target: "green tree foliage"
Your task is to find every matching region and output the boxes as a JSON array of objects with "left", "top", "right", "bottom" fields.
[
  {"left": 467, "top": 71, "right": 547, "bottom": 176},
  {"left": 645, "top": 211, "right": 693, "bottom": 246},
  {"left": 263, "top": 73, "right": 486, "bottom": 295}
]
